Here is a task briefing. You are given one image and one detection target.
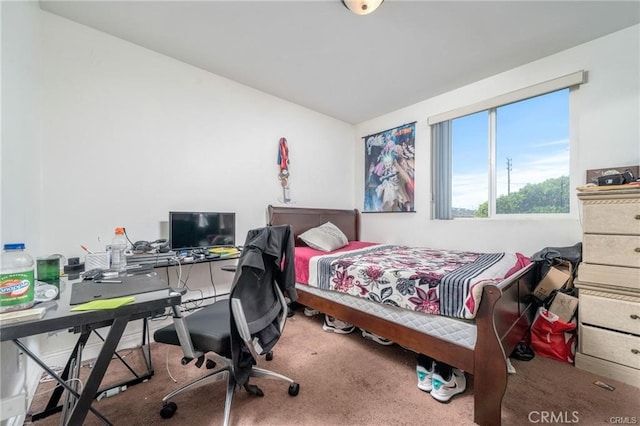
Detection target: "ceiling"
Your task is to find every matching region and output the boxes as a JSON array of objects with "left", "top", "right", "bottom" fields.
[{"left": 39, "top": 1, "right": 640, "bottom": 124}]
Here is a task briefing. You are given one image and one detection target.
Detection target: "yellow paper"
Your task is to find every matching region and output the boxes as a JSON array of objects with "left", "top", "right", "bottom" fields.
[
  {"left": 71, "top": 296, "right": 135, "bottom": 311},
  {"left": 209, "top": 247, "right": 239, "bottom": 255}
]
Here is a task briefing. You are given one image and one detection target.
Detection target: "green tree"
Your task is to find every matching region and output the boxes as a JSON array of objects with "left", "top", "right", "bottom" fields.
[{"left": 472, "top": 175, "right": 569, "bottom": 217}]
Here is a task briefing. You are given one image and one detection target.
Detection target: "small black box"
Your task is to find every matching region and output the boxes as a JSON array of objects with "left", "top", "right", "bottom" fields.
[
  {"left": 596, "top": 170, "right": 634, "bottom": 186},
  {"left": 597, "top": 174, "right": 626, "bottom": 186}
]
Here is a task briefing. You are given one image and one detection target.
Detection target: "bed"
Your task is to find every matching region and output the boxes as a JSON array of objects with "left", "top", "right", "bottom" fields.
[{"left": 268, "top": 205, "right": 539, "bottom": 426}]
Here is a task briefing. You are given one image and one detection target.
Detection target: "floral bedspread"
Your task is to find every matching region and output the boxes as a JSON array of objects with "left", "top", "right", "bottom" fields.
[{"left": 307, "top": 245, "right": 521, "bottom": 319}]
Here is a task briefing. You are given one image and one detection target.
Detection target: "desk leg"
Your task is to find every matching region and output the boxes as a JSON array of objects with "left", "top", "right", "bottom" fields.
[
  {"left": 141, "top": 317, "right": 154, "bottom": 375},
  {"left": 30, "top": 329, "right": 91, "bottom": 420},
  {"left": 66, "top": 316, "right": 128, "bottom": 426},
  {"left": 11, "top": 339, "right": 110, "bottom": 424},
  {"left": 92, "top": 318, "right": 154, "bottom": 390}
]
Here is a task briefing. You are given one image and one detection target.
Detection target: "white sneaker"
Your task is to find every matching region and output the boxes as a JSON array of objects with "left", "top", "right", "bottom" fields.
[
  {"left": 361, "top": 329, "right": 394, "bottom": 346},
  {"left": 322, "top": 316, "right": 355, "bottom": 334},
  {"left": 416, "top": 358, "right": 435, "bottom": 392},
  {"left": 304, "top": 307, "right": 320, "bottom": 316},
  {"left": 430, "top": 367, "right": 466, "bottom": 402}
]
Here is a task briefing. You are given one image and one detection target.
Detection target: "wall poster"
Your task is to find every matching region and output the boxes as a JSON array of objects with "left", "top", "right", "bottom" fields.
[{"left": 364, "top": 122, "right": 416, "bottom": 213}]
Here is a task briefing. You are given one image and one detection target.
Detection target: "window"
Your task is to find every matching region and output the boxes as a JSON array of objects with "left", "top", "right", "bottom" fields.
[{"left": 430, "top": 72, "right": 584, "bottom": 219}]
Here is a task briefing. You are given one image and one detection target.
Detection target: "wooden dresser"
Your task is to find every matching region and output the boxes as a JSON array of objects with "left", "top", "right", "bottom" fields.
[{"left": 575, "top": 188, "right": 640, "bottom": 388}]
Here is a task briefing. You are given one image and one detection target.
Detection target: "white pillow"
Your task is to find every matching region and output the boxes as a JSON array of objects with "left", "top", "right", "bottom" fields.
[{"left": 298, "top": 222, "right": 349, "bottom": 252}]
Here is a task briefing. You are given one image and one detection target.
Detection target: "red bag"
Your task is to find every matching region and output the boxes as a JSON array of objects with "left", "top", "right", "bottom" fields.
[{"left": 530, "top": 307, "right": 576, "bottom": 364}]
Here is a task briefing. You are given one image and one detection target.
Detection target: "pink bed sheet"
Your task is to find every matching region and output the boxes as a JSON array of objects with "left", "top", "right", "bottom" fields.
[{"left": 294, "top": 241, "right": 377, "bottom": 285}]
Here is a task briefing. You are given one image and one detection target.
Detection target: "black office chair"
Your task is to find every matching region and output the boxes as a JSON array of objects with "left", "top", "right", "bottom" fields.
[{"left": 153, "top": 226, "right": 300, "bottom": 425}]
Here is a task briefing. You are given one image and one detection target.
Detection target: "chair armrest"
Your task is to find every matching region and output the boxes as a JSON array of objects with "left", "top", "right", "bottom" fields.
[
  {"left": 231, "top": 284, "right": 288, "bottom": 360},
  {"left": 231, "top": 298, "right": 261, "bottom": 360}
]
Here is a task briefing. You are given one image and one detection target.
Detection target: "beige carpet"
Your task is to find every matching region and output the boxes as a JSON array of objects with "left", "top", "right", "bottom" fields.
[{"left": 27, "top": 309, "right": 639, "bottom": 425}]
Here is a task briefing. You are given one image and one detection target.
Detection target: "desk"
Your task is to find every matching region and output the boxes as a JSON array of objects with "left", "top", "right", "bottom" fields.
[{"left": 0, "top": 273, "right": 181, "bottom": 425}]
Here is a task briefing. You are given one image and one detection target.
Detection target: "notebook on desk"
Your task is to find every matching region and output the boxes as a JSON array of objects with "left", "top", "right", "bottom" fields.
[{"left": 69, "top": 274, "right": 170, "bottom": 305}]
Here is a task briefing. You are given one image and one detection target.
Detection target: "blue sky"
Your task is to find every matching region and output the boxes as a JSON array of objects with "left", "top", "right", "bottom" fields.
[{"left": 452, "top": 89, "right": 570, "bottom": 210}]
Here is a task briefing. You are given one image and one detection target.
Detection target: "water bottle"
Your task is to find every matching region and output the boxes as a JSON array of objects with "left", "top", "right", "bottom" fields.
[
  {"left": 0, "top": 243, "right": 35, "bottom": 313},
  {"left": 111, "top": 227, "right": 128, "bottom": 274}
]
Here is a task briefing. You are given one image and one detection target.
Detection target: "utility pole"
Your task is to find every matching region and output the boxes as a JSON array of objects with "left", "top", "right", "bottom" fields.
[{"left": 507, "top": 157, "right": 512, "bottom": 195}]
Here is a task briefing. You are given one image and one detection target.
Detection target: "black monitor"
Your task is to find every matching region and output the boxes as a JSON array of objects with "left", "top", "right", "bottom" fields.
[{"left": 169, "top": 211, "right": 236, "bottom": 251}]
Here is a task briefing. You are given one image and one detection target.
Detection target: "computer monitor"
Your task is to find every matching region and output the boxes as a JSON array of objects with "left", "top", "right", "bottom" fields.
[{"left": 169, "top": 211, "right": 236, "bottom": 251}]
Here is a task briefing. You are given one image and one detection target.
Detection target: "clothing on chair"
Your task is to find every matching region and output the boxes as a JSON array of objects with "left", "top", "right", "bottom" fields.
[{"left": 230, "top": 224, "right": 297, "bottom": 386}]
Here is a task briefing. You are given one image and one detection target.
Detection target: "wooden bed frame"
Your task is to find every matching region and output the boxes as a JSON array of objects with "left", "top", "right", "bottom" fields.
[{"left": 268, "top": 205, "right": 539, "bottom": 426}]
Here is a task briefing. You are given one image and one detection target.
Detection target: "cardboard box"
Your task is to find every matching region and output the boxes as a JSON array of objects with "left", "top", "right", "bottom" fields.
[
  {"left": 548, "top": 292, "right": 579, "bottom": 322},
  {"left": 533, "top": 259, "right": 573, "bottom": 301}
]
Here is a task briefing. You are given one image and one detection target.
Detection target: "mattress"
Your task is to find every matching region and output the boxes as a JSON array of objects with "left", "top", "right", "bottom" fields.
[
  {"left": 301, "top": 243, "right": 527, "bottom": 320},
  {"left": 296, "top": 283, "right": 477, "bottom": 349}
]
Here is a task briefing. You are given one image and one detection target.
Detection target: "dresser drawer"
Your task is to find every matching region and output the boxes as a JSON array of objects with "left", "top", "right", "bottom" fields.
[
  {"left": 579, "top": 292, "right": 640, "bottom": 334},
  {"left": 582, "top": 197, "right": 640, "bottom": 235},
  {"left": 580, "top": 324, "right": 640, "bottom": 369},
  {"left": 577, "top": 263, "right": 640, "bottom": 292},
  {"left": 583, "top": 234, "right": 640, "bottom": 268}
]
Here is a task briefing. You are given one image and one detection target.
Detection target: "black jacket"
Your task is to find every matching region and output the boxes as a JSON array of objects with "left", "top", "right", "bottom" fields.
[{"left": 230, "top": 225, "right": 297, "bottom": 385}]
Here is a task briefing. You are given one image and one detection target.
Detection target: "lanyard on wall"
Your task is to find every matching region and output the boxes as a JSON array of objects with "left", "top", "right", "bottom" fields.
[
  {"left": 277, "top": 137, "right": 291, "bottom": 203},
  {"left": 278, "top": 137, "right": 289, "bottom": 173}
]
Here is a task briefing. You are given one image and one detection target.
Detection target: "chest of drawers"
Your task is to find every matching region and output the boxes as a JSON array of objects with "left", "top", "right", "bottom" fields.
[{"left": 575, "top": 188, "right": 640, "bottom": 388}]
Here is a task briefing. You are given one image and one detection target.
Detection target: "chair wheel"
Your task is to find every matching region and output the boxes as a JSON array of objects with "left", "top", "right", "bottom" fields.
[
  {"left": 288, "top": 383, "right": 300, "bottom": 396},
  {"left": 266, "top": 351, "right": 273, "bottom": 361},
  {"left": 160, "top": 402, "right": 177, "bottom": 419}
]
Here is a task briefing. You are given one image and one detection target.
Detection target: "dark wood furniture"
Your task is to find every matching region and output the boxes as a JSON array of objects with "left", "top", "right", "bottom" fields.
[{"left": 268, "top": 205, "right": 538, "bottom": 426}]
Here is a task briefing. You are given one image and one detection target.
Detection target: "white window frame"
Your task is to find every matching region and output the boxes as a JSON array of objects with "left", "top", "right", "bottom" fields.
[{"left": 429, "top": 71, "right": 586, "bottom": 220}]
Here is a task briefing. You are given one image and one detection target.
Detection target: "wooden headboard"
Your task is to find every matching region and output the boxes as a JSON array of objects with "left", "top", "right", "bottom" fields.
[{"left": 267, "top": 205, "right": 360, "bottom": 245}]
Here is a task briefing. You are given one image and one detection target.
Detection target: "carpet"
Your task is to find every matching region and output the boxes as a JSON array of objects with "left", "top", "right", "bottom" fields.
[{"left": 26, "top": 307, "right": 639, "bottom": 425}]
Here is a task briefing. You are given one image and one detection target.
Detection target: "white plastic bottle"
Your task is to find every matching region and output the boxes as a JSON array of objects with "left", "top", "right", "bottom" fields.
[
  {"left": 110, "top": 227, "right": 128, "bottom": 275},
  {"left": 0, "top": 243, "right": 35, "bottom": 313}
]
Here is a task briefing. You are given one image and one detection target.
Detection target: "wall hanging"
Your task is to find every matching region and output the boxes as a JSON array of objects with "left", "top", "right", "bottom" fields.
[
  {"left": 364, "top": 122, "right": 416, "bottom": 212},
  {"left": 277, "top": 137, "right": 292, "bottom": 203}
]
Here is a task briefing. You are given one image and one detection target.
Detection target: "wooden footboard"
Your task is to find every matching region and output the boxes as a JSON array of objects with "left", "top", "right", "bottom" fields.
[
  {"left": 474, "top": 262, "right": 537, "bottom": 425},
  {"left": 268, "top": 205, "right": 539, "bottom": 426}
]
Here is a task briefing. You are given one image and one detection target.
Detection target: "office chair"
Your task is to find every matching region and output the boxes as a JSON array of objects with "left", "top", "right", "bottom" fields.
[{"left": 153, "top": 225, "right": 300, "bottom": 425}]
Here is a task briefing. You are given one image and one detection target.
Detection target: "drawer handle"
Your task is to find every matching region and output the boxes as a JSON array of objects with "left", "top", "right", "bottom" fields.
[
  {"left": 631, "top": 314, "right": 640, "bottom": 320},
  {"left": 636, "top": 214, "right": 640, "bottom": 220},
  {"left": 632, "top": 349, "right": 640, "bottom": 355},
  {"left": 636, "top": 248, "right": 640, "bottom": 253}
]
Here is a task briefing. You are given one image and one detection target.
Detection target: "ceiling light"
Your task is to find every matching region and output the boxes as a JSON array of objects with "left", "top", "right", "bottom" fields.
[{"left": 342, "top": 0, "right": 384, "bottom": 16}]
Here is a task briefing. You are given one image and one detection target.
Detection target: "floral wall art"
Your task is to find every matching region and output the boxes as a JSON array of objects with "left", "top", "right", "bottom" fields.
[{"left": 364, "top": 123, "right": 416, "bottom": 212}]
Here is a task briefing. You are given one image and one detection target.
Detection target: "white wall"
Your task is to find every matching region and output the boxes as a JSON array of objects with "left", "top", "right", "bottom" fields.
[
  {"left": 39, "top": 11, "right": 355, "bottom": 260},
  {"left": 1, "top": 2, "right": 42, "bottom": 251},
  {"left": 355, "top": 25, "right": 640, "bottom": 256},
  {"left": 2, "top": 8, "right": 356, "bottom": 422},
  {"left": 34, "top": 6, "right": 357, "bottom": 371},
  {"left": 1, "top": 2, "right": 44, "bottom": 423}
]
